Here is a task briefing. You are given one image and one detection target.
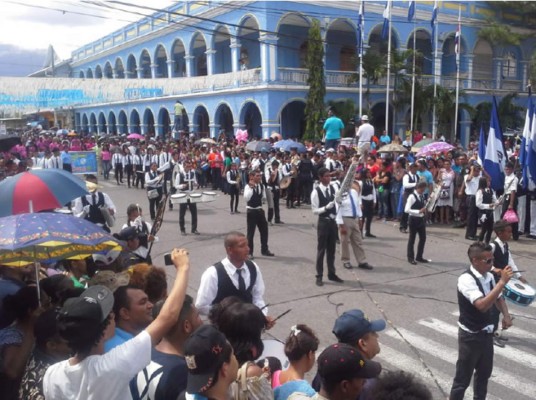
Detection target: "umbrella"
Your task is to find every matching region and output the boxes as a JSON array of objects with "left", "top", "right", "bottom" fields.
[
  {"left": 200, "top": 138, "right": 217, "bottom": 145},
  {"left": 127, "top": 133, "right": 144, "bottom": 140},
  {"left": 411, "top": 138, "right": 435, "bottom": 152},
  {"left": 377, "top": 143, "right": 409, "bottom": 153},
  {"left": 270, "top": 132, "right": 282, "bottom": 141},
  {"left": 273, "top": 139, "right": 307, "bottom": 153},
  {"left": 416, "top": 142, "right": 455, "bottom": 156},
  {"left": 0, "top": 135, "right": 22, "bottom": 153},
  {"left": 0, "top": 169, "right": 89, "bottom": 217},
  {"left": 0, "top": 212, "right": 123, "bottom": 267},
  {"left": 246, "top": 140, "right": 272, "bottom": 152},
  {"left": 56, "top": 129, "right": 69, "bottom": 136},
  {"left": 67, "top": 131, "right": 78, "bottom": 137}
]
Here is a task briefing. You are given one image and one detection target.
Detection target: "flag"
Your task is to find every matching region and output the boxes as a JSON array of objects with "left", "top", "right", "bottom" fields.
[
  {"left": 477, "top": 124, "right": 486, "bottom": 167},
  {"left": 483, "top": 97, "right": 506, "bottom": 191},
  {"left": 528, "top": 103, "right": 536, "bottom": 188},
  {"left": 519, "top": 95, "right": 532, "bottom": 188},
  {"left": 408, "top": 0, "right": 415, "bottom": 22},
  {"left": 357, "top": 1, "right": 365, "bottom": 57},
  {"left": 431, "top": 1, "right": 438, "bottom": 51},
  {"left": 382, "top": 1, "right": 391, "bottom": 41},
  {"left": 454, "top": 16, "right": 461, "bottom": 55}
]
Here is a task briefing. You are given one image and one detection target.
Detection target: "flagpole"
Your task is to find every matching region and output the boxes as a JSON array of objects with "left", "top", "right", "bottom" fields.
[
  {"left": 454, "top": 4, "right": 461, "bottom": 142},
  {"left": 410, "top": 18, "right": 416, "bottom": 133},
  {"left": 385, "top": 1, "right": 392, "bottom": 137},
  {"left": 432, "top": 1, "right": 438, "bottom": 140},
  {"left": 358, "top": 1, "right": 364, "bottom": 118}
]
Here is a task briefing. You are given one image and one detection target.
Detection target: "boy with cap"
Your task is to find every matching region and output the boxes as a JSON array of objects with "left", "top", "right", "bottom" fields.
[
  {"left": 293, "top": 343, "right": 381, "bottom": 400},
  {"left": 43, "top": 248, "right": 190, "bottom": 400},
  {"left": 183, "top": 325, "right": 238, "bottom": 400}
]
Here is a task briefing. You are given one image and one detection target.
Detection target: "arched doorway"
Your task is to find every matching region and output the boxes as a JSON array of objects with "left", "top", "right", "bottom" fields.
[
  {"left": 407, "top": 29, "right": 433, "bottom": 75},
  {"left": 193, "top": 105, "right": 210, "bottom": 136},
  {"left": 94, "top": 65, "right": 103, "bottom": 79},
  {"left": 237, "top": 15, "right": 261, "bottom": 69},
  {"left": 191, "top": 32, "right": 207, "bottom": 76},
  {"left": 139, "top": 50, "right": 152, "bottom": 79},
  {"left": 81, "top": 114, "right": 89, "bottom": 134},
  {"left": 171, "top": 39, "right": 186, "bottom": 77},
  {"left": 325, "top": 19, "right": 357, "bottom": 71},
  {"left": 126, "top": 54, "right": 137, "bottom": 79},
  {"left": 442, "top": 34, "right": 467, "bottom": 77},
  {"left": 89, "top": 113, "right": 97, "bottom": 134},
  {"left": 98, "top": 112, "right": 106, "bottom": 134},
  {"left": 103, "top": 62, "right": 113, "bottom": 79},
  {"left": 87, "top": 68, "right": 93, "bottom": 79},
  {"left": 368, "top": 24, "right": 399, "bottom": 55},
  {"left": 239, "top": 102, "right": 262, "bottom": 139},
  {"left": 79, "top": 71, "right": 85, "bottom": 78},
  {"left": 158, "top": 107, "right": 171, "bottom": 137},
  {"left": 280, "top": 100, "right": 306, "bottom": 139},
  {"left": 154, "top": 44, "right": 168, "bottom": 78},
  {"left": 277, "top": 13, "right": 310, "bottom": 68},
  {"left": 108, "top": 112, "right": 117, "bottom": 134},
  {"left": 115, "top": 57, "right": 125, "bottom": 79},
  {"left": 473, "top": 39, "right": 493, "bottom": 88},
  {"left": 143, "top": 108, "right": 155, "bottom": 136},
  {"left": 118, "top": 110, "right": 128, "bottom": 134},
  {"left": 214, "top": 103, "right": 234, "bottom": 138},
  {"left": 130, "top": 110, "right": 141, "bottom": 134},
  {"left": 213, "top": 26, "right": 232, "bottom": 74},
  {"left": 370, "top": 102, "right": 394, "bottom": 135}
]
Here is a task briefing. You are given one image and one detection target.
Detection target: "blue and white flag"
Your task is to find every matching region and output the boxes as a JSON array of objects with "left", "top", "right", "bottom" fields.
[
  {"left": 519, "top": 95, "right": 532, "bottom": 188},
  {"left": 381, "top": 1, "right": 391, "bottom": 40},
  {"left": 357, "top": 1, "right": 365, "bottom": 57},
  {"left": 477, "top": 124, "right": 486, "bottom": 167},
  {"left": 528, "top": 103, "right": 536, "bottom": 188},
  {"left": 484, "top": 97, "right": 506, "bottom": 191},
  {"left": 408, "top": 0, "right": 415, "bottom": 21},
  {"left": 431, "top": 1, "right": 438, "bottom": 51}
]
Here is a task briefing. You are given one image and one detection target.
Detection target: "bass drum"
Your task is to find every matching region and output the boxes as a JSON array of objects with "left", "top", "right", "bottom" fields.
[{"left": 279, "top": 176, "right": 292, "bottom": 190}]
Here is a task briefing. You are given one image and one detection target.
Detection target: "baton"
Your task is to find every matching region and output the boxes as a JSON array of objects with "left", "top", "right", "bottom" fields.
[{"left": 273, "top": 309, "right": 292, "bottom": 322}]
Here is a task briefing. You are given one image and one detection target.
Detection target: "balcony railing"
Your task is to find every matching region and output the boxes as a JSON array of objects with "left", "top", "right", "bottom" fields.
[{"left": 278, "top": 68, "right": 308, "bottom": 85}]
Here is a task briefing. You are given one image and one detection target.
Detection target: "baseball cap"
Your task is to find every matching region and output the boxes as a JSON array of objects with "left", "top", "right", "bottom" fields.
[
  {"left": 184, "top": 325, "right": 230, "bottom": 394},
  {"left": 88, "top": 270, "right": 130, "bottom": 292},
  {"left": 326, "top": 148, "right": 335, "bottom": 153},
  {"left": 333, "top": 309, "right": 386, "bottom": 344},
  {"left": 59, "top": 285, "right": 114, "bottom": 326},
  {"left": 114, "top": 227, "right": 139, "bottom": 241},
  {"left": 318, "top": 343, "right": 381, "bottom": 382},
  {"left": 361, "top": 115, "right": 369, "bottom": 121}
]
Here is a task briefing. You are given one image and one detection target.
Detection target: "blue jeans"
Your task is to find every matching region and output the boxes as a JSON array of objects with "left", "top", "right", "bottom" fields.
[
  {"left": 324, "top": 139, "right": 340, "bottom": 151},
  {"left": 378, "top": 189, "right": 391, "bottom": 218}
]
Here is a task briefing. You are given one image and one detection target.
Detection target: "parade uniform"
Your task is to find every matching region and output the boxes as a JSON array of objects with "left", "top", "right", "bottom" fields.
[
  {"left": 244, "top": 183, "right": 271, "bottom": 257},
  {"left": 336, "top": 188, "right": 369, "bottom": 268},
  {"left": 476, "top": 188, "right": 496, "bottom": 243},
  {"left": 112, "top": 152, "right": 123, "bottom": 184},
  {"left": 266, "top": 166, "right": 283, "bottom": 224},
  {"left": 405, "top": 190, "right": 427, "bottom": 263},
  {"left": 145, "top": 170, "right": 163, "bottom": 220},
  {"left": 400, "top": 172, "right": 418, "bottom": 232},
  {"left": 175, "top": 169, "right": 198, "bottom": 234},
  {"left": 360, "top": 178, "right": 376, "bottom": 237},
  {"left": 226, "top": 169, "right": 240, "bottom": 213}
]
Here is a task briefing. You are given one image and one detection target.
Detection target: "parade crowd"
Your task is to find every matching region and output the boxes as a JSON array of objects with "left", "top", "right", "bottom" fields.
[{"left": 0, "top": 110, "right": 534, "bottom": 400}]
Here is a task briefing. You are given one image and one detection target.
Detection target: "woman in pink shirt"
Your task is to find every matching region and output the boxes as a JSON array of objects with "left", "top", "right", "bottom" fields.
[{"left": 101, "top": 144, "right": 112, "bottom": 180}]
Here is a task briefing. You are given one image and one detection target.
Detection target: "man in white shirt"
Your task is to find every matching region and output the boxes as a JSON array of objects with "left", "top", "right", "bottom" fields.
[
  {"left": 501, "top": 162, "right": 519, "bottom": 240},
  {"left": 405, "top": 181, "right": 431, "bottom": 264},
  {"left": 72, "top": 175, "right": 117, "bottom": 233},
  {"left": 355, "top": 115, "right": 374, "bottom": 151},
  {"left": 43, "top": 248, "right": 190, "bottom": 400},
  {"left": 464, "top": 163, "right": 484, "bottom": 240},
  {"left": 449, "top": 242, "right": 512, "bottom": 400}
]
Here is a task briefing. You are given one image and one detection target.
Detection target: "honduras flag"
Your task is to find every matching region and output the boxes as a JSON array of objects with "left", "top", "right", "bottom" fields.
[
  {"left": 431, "top": 1, "right": 438, "bottom": 51},
  {"left": 357, "top": 1, "right": 364, "bottom": 57},
  {"left": 408, "top": 0, "right": 415, "bottom": 22},
  {"left": 381, "top": 1, "right": 390, "bottom": 40},
  {"left": 519, "top": 96, "right": 533, "bottom": 189},
  {"left": 477, "top": 124, "right": 486, "bottom": 167},
  {"left": 484, "top": 97, "right": 506, "bottom": 191},
  {"left": 528, "top": 103, "right": 536, "bottom": 189}
]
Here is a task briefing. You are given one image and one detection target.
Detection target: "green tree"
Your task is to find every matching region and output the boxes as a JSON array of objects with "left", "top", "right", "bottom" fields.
[
  {"left": 327, "top": 99, "right": 356, "bottom": 137},
  {"left": 303, "top": 19, "right": 326, "bottom": 141},
  {"left": 433, "top": 86, "right": 474, "bottom": 140},
  {"left": 477, "top": 20, "right": 523, "bottom": 47},
  {"left": 472, "top": 93, "right": 524, "bottom": 132}
]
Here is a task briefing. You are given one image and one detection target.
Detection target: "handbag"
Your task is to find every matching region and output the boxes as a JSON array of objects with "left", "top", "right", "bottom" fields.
[
  {"left": 503, "top": 209, "right": 519, "bottom": 223},
  {"left": 147, "top": 189, "right": 159, "bottom": 199},
  {"left": 231, "top": 362, "right": 273, "bottom": 400},
  {"left": 439, "top": 188, "right": 450, "bottom": 200}
]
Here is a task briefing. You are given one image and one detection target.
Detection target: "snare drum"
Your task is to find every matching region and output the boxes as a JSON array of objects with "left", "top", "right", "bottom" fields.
[
  {"left": 54, "top": 208, "right": 72, "bottom": 214},
  {"left": 189, "top": 193, "right": 202, "bottom": 203},
  {"left": 170, "top": 193, "right": 187, "bottom": 204},
  {"left": 202, "top": 191, "right": 217, "bottom": 203},
  {"left": 503, "top": 278, "right": 535, "bottom": 306}
]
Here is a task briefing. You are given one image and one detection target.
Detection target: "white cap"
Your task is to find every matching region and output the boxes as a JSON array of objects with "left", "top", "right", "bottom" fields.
[{"left": 361, "top": 115, "right": 369, "bottom": 121}]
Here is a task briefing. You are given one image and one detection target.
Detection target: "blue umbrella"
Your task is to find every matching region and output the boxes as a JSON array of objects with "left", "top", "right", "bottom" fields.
[
  {"left": 246, "top": 140, "right": 272, "bottom": 152},
  {"left": 273, "top": 139, "right": 307, "bottom": 153}
]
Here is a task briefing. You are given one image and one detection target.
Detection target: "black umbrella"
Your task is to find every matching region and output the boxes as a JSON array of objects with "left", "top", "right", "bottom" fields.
[{"left": 0, "top": 135, "right": 22, "bottom": 153}]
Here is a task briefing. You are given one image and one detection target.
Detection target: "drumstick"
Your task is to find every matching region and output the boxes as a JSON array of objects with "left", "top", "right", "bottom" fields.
[{"left": 272, "top": 309, "right": 291, "bottom": 322}]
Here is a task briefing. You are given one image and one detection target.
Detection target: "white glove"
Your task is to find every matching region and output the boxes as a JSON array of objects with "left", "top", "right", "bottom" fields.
[
  {"left": 134, "top": 216, "right": 143, "bottom": 229},
  {"left": 480, "top": 214, "right": 487, "bottom": 223},
  {"left": 83, "top": 205, "right": 90, "bottom": 215},
  {"left": 325, "top": 201, "right": 335, "bottom": 210}
]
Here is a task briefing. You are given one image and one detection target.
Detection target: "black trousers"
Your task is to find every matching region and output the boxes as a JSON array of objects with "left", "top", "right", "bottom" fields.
[
  {"left": 361, "top": 199, "right": 374, "bottom": 234},
  {"left": 450, "top": 329, "right": 494, "bottom": 400},
  {"left": 268, "top": 189, "right": 281, "bottom": 222},
  {"left": 399, "top": 191, "right": 412, "bottom": 230},
  {"left": 297, "top": 177, "right": 312, "bottom": 205},
  {"left": 478, "top": 211, "right": 494, "bottom": 243},
  {"left": 229, "top": 186, "right": 239, "bottom": 212},
  {"left": 286, "top": 179, "right": 296, "bottom": 207},
  {"left": 247, "top": 209, "right": 269, "bottom": 255},
  {"left": 501, "top": 195, "right": 519, "bottom": 240},
  {"left": 315, "top": 218, "right": 337, "bottom": 279},
  {"left": 465, "top": 195, "right": 478, "bottom": 238},
  {"left": 162, "top": 170, "right": 172, "bottom": 195},
  {"left": 211, "top": 168, "right": 221, "bottom": 190},
  {"left": 114, "top": 163, "right": 123, "bottom": 184},
  {"left": 63, "top": 164, "right": 72, "bottom": 173},
  {"left": 124, "top": 164, "right": 133, "bottom": 187},
  {"left": 179, "top": 201, "right": 197, "bottom": 232},
  {"left": 147, "top": 188, "right": 162, "bottom": 220},
  {"left": 407, "top": 216, "right": 426, "bottom": 261},
  {"left": 134, "top": 165, "right": 143, "bottom": 188}
]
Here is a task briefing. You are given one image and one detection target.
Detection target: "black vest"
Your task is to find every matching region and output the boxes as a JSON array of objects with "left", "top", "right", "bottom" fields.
[
  {"left": 361, "top": 180, "right": 374, "bottom": 197},
  {"left": 316, "top": 185, "right": 336, "bottom": 218},
  {"left": 259, "top": 159, "right": 267, "bottom": 185},
  {"left": 479, "top": 189, "right": 494, "bottom": 217},
  {"left": 411, "top": 192, "right": 425, "bottom": 210},
  {"left": 493, "top": 240, "right": 509, "bottom": 270},
  {"left": 404, "top": 173, "right": 417, "bottom": 193},
  {"left": 299, "top": 158, "right": 312, "bottom": 177},
  {"left": 179, "top": 170, "right": 195, "bottom": 192},
  {"left": 81, "top": 192, "right": 105, "bottom": 224},
  {"left": 457, "top": 269, "right": 493, "bottom": 332},
  {"left": 268, "top": 168, "right": 279, "bottom": 188},
  {"left": 247, "top": 185, "right": 263, "bottom": 208},
  {"left": 127, "top": 220, "right": 149, "bottom": 248},
  {"left": 212, "top": 261, "right": 257, "bottom": 305}
]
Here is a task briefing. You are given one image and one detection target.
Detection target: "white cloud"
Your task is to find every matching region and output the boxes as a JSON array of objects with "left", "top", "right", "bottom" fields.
[{"left": 0, "top": 0, "right": 173, "bottom": 59}]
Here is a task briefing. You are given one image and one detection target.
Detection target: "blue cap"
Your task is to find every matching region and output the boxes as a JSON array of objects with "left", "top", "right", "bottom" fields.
[{"left": 332, "top": 309, "right": 386, "bottom": 344}]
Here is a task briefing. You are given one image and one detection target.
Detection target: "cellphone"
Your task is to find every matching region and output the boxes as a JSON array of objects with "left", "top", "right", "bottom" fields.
[{"left": 164, "top": 253, "right": 173, "bottom": 265}]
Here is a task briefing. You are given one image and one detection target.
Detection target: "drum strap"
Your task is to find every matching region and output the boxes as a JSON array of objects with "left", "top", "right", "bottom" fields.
[{"left": 466, "top": 269, "right": 493, "bottom": 297}]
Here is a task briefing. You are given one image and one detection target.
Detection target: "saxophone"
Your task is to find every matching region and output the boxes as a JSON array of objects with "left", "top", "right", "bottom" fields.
[{"left": 335, "top": 161, "right": 359, "bottom": 204}]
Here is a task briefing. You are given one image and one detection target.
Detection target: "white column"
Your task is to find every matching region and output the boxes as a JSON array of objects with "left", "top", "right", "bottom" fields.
[
  {"left": 230, "top": 41, "right": 241, "bottom": 72},
  {"left": 136, "top": 67, "right": 143, "bottom": 79},
  {"left": 260, "top": 34, "right": 278, "bottom": 82},
  {"left": 205, "top": 49, "right": 216, "bottom": 75},
  {"left": 166, "top": 59, "right": 175, "bottom": 78},
  {"left": 185, "top": 55, "right": 194, "bottom": 77},
  {"left": 150, "top": 64, "right": 158, "bottom": 79},
  {"left": 466, "top": 55, "right": 474, "bottom": 89},
  {"left": 494, "top": 57, "right": 502, "bottom": 89}
]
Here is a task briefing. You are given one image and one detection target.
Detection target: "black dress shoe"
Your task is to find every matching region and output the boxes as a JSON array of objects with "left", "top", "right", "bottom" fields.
[
  {"left": 261, "top": 251, "right": 275, "bottom": 257},
  {"left": 192, "top": 230, "right": 200, "bottom": 235},
  {"left": 465, "top": 236, "right": 477, "bottom": 240},
  {"left": 234, "top": 210, "right": 241, "bottom": 214},
  {"left": 358, "top": 263, "right": 374, "bottom": 270},
  {"left": 181, "top": 231, "right": 187, "bottom": 236},
  {"left": 275, "top": 221, "right": 284, "bottom": 224},
  {"left": 328, "top": 275, "right": 344, "bottom": 283},
  {"left": 408, "top": 259, "right": 417, "bottom": 265},
  {"left": 365, "top": 233, "right": 377, "bottom": 238},
  {"left": 527, "top": 234, "right": 536, "bottom": 239},
  {"left": 316, "top": 278, "right": 324, "bottom": 287},
  {"left": 399, "top": 228, "right": 408, "bottom": 233},
  {"left": 416, "top": 258, "right": 431, "bottom": 263}
]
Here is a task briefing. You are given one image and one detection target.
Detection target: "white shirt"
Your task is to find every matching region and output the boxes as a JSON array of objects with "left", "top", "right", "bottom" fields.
[
  {"left": 356, "top": 123, "right": 374, "bottom": 145},
  {"left": 43, "top": 330, "right": 152, "bottom": 400},
  {"left": 227, "top": 169, "right": 239, "bottom": 184},
  {"left": 310, "top": 183, "right": 336, "bottom": 215},
  {"left": 72, "top": 192, "right": 117, "bottom": 220},
  {"left": 46, "top": 156, "right": 62, "bottom": 169},
  {"left": 504, "top": 173, "right": 518, "bottom": 195},
  {"left": 490, "top": 238, "right": 521, "bottom": 279},
  {"left": 244, "top": 184, "right": 265, "bottom": 209},
  {"left": 195, "top": 257, "right": 267, "bottom": 316},
  {"left": 335, "top": 188, "right": 362, "bottom": 224},
  {"left": 175, "top": 170, "right": 197, "bottom": 192},
  {"left": 405, "top": 191, "right": 425, "bottom": 217},
  {"left": 457, "top": 266, "right": 497, "bottom": 333},
  {"left": 476, "top": 189, "right": 497, "bottom": 210},
  {"left": 111, "top": 153, "right": 123, "bottom": 168},
  {"left": 402, "top": 173, "right": 418, "bottom": 191},
  {"left": 465, "top": 175, "right": 480, "bottom": 195}
]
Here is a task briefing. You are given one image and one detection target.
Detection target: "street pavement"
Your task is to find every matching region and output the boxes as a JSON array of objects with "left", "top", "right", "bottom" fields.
[{"left": 100, "top": 178, "right": 536, "bottom": 400}]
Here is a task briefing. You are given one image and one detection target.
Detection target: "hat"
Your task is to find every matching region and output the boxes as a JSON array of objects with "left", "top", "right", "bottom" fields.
[
  {"left": 361, "top": 115, "right": 369, "bottom": 121},
  {"left": 184, "top": 325, "right": 230, "bottom": 394},
  {"left": 59, "top": 285, "right": 114, "bottom": 325},
  {"left": 318, "top": 343, "right": 381, "bottom": 383},
  {"left": 326, "top": 148, "right": 335, "bottom": 153},
  {"left": 85, "top": 181, "right": 100, "bottom": 193},
  {"left": 333, "top": 309, "right": 386, "bottom": 344},
  {"left": 316, "top": 150, "right": 325, "bottom": 156},
  {"left": 88, "top": 270, "right": 129, "bottom": 292},
  {"left": 114, "top": 227, "right": 139, "bottom": 241}
]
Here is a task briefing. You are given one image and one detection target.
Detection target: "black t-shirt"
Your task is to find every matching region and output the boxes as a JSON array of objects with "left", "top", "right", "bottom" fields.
[{"left": 379, "top": 171, "right": 392, "bottom": 191}]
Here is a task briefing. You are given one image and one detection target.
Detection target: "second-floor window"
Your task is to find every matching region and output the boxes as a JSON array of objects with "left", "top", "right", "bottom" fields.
[{"left": 502, "top": 52, "right": 517, "bottom": 79}]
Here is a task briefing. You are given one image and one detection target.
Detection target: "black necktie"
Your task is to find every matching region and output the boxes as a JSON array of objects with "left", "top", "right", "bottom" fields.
[
  {"left": 504, "top": 242, "right": 509, "bottom": 255},
  {"left": 92, "top": 193, "right": 97, "bottom": 205},
  {"left": 237, "top": 269, "right": 245, "bottom": 291}
]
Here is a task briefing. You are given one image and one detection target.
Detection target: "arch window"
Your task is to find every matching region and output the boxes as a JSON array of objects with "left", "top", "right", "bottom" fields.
[{"left": 502, "top": 52, "right": 517, "bottom": 79}]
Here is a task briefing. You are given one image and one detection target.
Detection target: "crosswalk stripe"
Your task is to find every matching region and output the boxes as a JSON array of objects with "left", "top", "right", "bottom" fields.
[
  {"left": 384, "top": 328, "right": 536, "bottom": 396},
  {"left": 418, "top": 318, "right": 536, "bottom": 370},
  {"left": 378, "top": 344, "right": 481, "bottom": 400},
  {"left": 450, "top": 311, "right": 536, "bottom": 340}
]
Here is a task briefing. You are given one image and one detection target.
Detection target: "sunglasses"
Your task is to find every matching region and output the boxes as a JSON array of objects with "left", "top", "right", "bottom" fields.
[{"left": 481, "top": 257, "right": 494, "bottom": 265}]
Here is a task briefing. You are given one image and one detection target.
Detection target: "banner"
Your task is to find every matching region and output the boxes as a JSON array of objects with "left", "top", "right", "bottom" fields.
[{"left": 70, "top": 151, "right": 98, "bottom": 175}]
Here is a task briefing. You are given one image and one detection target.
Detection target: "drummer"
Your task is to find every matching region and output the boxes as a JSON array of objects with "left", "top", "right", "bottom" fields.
[{"left": 175, "top": 160, "right": 199, "bottom": 236}]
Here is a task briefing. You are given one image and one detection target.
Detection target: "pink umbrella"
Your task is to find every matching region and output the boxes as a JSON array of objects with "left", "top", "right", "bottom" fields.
[
  {"left": 416, "top": 141, "right": 455, "bottom": 156},
  {"left": 127, "top": 133, "right": 144, "bottom": 140}
]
